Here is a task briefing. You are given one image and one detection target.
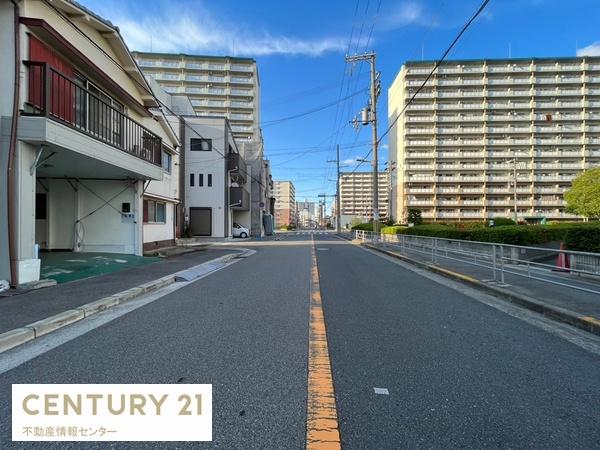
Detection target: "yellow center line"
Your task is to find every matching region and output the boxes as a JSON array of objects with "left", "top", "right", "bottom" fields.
[{"left": 306, "top": 235, "right": 342, "bottom": 450}]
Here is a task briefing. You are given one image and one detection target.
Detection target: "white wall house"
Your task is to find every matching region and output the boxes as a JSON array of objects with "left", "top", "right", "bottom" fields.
[
  {"left": 133, "top": 51, "right": 274, "bottom": 236},
  {"left": 141, "top": 78, "right": 195, "bottom": 252},
  {"left": 182, "top": 116, "right": 251, "bottom": 238},
  {"left": 0, "top": 0, "right": 178, "bottom": 285}
]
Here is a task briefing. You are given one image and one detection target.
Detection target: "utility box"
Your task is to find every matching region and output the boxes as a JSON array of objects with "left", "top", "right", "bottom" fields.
[{"left": 263, "top": 214, "right": 274, "bottom": 236}]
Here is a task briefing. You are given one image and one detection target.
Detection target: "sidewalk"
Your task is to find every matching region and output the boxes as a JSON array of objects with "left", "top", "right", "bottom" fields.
[
  {"left": 354, "top": 238, "right": 600, "bottom": 336},
  {"left": 0, "top": 248, "right": 236, "bottom": 335}
]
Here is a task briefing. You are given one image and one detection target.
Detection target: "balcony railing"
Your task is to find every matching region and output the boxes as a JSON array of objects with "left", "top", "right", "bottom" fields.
[
  {"left": 227, "top": 153, "right": 247, "bottom": 184},
  {"left": 23, "top": 61, "right": 161, "bottom": 166},
  {"left": 229, "top": 186, "right": 250, "bottom": 210}
]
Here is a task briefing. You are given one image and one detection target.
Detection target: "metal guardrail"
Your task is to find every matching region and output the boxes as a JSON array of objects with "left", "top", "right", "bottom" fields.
[{"left": 354, "top": 230, "right": 600, "bottom": 296}]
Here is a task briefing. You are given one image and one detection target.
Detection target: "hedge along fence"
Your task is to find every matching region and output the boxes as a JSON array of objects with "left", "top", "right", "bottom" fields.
[
  {"left": 379, "top": 223, "right": 600, "bottom": 252},
  {"left": 351, "top": 222, "right": 374, "bottom": 231}
]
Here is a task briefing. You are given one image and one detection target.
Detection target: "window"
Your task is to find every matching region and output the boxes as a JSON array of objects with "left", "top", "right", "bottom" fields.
[
  {"left": 199, "top": 174, "right": 204, "bottom": 187},
  {"left": 162, "top": 151, "right": 172, "bottom": 173},
  {"left": 190, "top": 138, "right": 212, "bottom": 151},
  {"left": 143, "top": 200, "right": 167, "bottom": 223},
  {"left": 208, "top": 174, "right": 213, "bottom": 187},
  {"left": 156, "top": 202, "right": 166, "bottom": 223},
  {"left": 190, "top": 173, "right": 195, "bottom": 186}
]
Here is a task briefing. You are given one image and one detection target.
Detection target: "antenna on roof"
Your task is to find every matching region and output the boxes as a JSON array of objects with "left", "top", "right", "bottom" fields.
[
  {"left": 421, "top": 43, "right": 424, "bottom": 61},
  {"left": 150, "top": 34, "right": 153, "bottom": 52},
  {"left": 508, "top": 42, "right": 512, "bottom": 58}
]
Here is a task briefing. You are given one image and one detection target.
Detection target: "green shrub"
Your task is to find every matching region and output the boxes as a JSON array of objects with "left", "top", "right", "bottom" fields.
[
  {"left": 491, "top": 217, "right": 516, "bottom": 226},
  {"left": 379, "top": 222, "right": 600, "bottom": 250},
  {"left": 453, "top": 221, "right": 487, "bottom": 230},
  {"left": 407, "top": 209, "right": 422, "bottom": 225},
  {"left": 381, "top": 226, "right": 407, "bottom": 234},
  {"left": 564, "top": 226, "right": 600, "bottom": 253},
  {"left": 401, "top": 224, "right": 471, "bottom": 240},
  {"left": 351, "top": 222, "right": 374, "bottom": 231}
]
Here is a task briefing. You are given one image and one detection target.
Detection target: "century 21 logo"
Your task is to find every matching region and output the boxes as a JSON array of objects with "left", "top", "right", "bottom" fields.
[{"left": 20, "top": 393, "right": 204, "bottom": 416}]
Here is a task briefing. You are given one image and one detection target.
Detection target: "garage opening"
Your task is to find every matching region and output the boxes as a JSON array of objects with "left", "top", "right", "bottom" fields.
[{"left": 189, "top": 207, "right": 212, "bottom": 236}]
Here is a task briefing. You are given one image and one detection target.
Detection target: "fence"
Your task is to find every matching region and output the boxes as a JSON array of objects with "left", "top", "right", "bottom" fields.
[{"left": 354, "top": 230, "right": 600, "bottom": 296}]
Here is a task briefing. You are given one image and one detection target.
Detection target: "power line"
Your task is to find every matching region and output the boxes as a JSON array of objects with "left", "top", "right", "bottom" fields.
[
  {"left": 348, "top": 0, "right": 491, "bottom": 175},
  {"left": 260, "top": 86, "right": 369, "bottom": 127},
  {"left": 377, "top": 0, "right": 492, "bottom": 144}
]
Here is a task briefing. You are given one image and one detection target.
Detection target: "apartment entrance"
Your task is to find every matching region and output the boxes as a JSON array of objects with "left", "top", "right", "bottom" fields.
[{"left": 189, "top": 207, "right": 212, "bottom": 236}]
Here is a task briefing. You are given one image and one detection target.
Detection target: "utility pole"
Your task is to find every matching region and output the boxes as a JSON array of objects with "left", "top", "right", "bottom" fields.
[
  {"left": 327, "top": 144, "right": 341, "bottom": 232},
  {"left": 318, "top": 193, "right": 337, "bottom": 229},
  {"left": 347, "top": 52, "right": 381, "bottom": 234}
]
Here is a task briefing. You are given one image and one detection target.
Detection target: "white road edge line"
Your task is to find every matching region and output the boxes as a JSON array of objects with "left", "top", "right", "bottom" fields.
[
  {"left": 0, "top": 250, "right": 255, "bottom": 375},
  {"left": 334, "top": 235, "right": 600, "bottom": 356}
]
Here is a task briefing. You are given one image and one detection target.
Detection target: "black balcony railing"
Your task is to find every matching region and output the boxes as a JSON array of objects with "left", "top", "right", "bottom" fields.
[
  {"left": 23, "top": 61, "right": 161, "bottom": 166},
  {"left": 227, "top": 152, "right": 247, "bottom": 184},
  {"left": 230, "top": 186, "right": 250, "bottom": 210}
]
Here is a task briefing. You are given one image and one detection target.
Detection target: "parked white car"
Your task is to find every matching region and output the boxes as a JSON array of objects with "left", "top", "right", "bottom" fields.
[{"left": 232, "top": 223, "right": 249, "bottom": 238}]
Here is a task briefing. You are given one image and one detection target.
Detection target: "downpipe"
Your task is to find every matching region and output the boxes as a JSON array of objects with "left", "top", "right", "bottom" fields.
[{"left": 7, "top": 0, "right": 20, "bottom": 286}]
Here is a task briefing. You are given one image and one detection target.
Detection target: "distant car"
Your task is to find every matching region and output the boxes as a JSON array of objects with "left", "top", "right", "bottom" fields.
[{"left": 232, "top": 223, "right": 249, "bottom": 238}]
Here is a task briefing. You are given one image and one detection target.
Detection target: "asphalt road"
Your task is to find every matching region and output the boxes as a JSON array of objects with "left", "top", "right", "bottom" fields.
[{"left": 0, "top": 232, "right": 599, "bottom": 449}]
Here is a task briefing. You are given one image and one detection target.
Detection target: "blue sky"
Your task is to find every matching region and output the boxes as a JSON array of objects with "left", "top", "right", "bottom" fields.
[{"left": 80, "top": 0, "right": 600, "bottom": 209}]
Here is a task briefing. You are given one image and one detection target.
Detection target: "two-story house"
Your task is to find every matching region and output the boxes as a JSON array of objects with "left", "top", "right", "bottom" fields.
[{"left": 0, "top": 0, "right": 180, "bottom": 285}]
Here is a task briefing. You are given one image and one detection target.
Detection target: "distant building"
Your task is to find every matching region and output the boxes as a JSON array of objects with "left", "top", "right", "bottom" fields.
[
  {"left": 388, "top": 57, "right": 600, "bottom": 222},
  {"left": 339, "top": 171, "right": 390, "bottom": 221},
  {"left": 297, "top": 200, "right": 318, "bottom": 228},
  {"left": 273, "top": 181, "right": 296, "bottom": 227}
]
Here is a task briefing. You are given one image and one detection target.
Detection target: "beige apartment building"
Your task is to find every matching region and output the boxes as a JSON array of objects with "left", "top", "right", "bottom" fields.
[
  {"left": 388, "top": 57, "right": 600, "bottom": 222},
  {"left": 132, "top": 52, "right": 260, "bottom": 142},
  {"left": 340, "top": 171, "right": 389, "bottom": 221},
  {"left": 132, "top": 51, "right": 273, "bottom": 235},
  {"left": 273, "top": 181, "right": 296, "bottom": 227}
]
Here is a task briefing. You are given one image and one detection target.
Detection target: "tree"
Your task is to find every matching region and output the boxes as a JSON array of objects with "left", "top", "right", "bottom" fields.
[
  {"left": 407, "top": 209, "right": 423, "bottom": 225},
  {"left": 564, "top": 168, "right": 600, "bottom": 219}
]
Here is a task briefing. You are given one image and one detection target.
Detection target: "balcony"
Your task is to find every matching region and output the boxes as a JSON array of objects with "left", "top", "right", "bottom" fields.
[
  {"left": 229, "top": 186, "right": 250, "bottom": 210},
  {"left": 228, "top": 153, "right": 247, "bottom": 184},
  {"left": 23, "top": 62, "right": 162, "bottom": 168}
]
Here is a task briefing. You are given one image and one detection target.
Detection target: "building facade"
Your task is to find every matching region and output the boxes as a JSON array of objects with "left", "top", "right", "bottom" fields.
[
  {"left": 297, "top": 200, "right": 318, "bottom": 228},
  {"left": 273, "top": 181, "right": 296, "bottom": 227},
  {"left": 388, "top": 57, "right": 600, "bottom": 222},
  {"left": 339, "top": 171, "right": 390, "bottom": 220},
  {"left": 181, "top": 116, "right": 251, "bottom": 238},
  {"left": 132, "top": 51, "right": 272, "bottom": 235},
  {"left": 0, "top": 0, "right": 179, "bottom": 285}
]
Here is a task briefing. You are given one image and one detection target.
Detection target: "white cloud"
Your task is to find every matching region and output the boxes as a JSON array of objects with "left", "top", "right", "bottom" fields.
[
  {"left": 341, "top": 157, "right": 363, "bottom": 165},
  {"left": 381, "top": 1, "right": 437, "bottom": 30},
  {"left": 380, "top": 143, "right": 389, "bottom": 150},
  {"left": 113, "top": 12, "right": 346, "bottom": 57},
  {"left": 577, "top": 41, "right": 600, "bottom": 57}
]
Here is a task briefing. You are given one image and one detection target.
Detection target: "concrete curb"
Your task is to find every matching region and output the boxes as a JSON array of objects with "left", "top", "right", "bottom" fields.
[
  {"left": 0, "top": 251, "right": 245, "bottom": 354},
  {"left": 363, "top": 243, "right": 600, "bottom": 337}
]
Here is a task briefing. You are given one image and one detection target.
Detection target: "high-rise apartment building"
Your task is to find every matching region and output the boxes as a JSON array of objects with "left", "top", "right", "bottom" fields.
[
  {"left": 132, "top": 52, "right": 259, "bottom": 142},
  {"left": 388, "top": 57, "right": 600, "bottom": 222},
  {"left": 273, "top": 181, "right": 296, "bottom": 227},
  {"left": 339, "top": 171, "right": 389, "bottom": 219},
  {"left": 132, "top": 51, "right": 272, "bottom": 234}
]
